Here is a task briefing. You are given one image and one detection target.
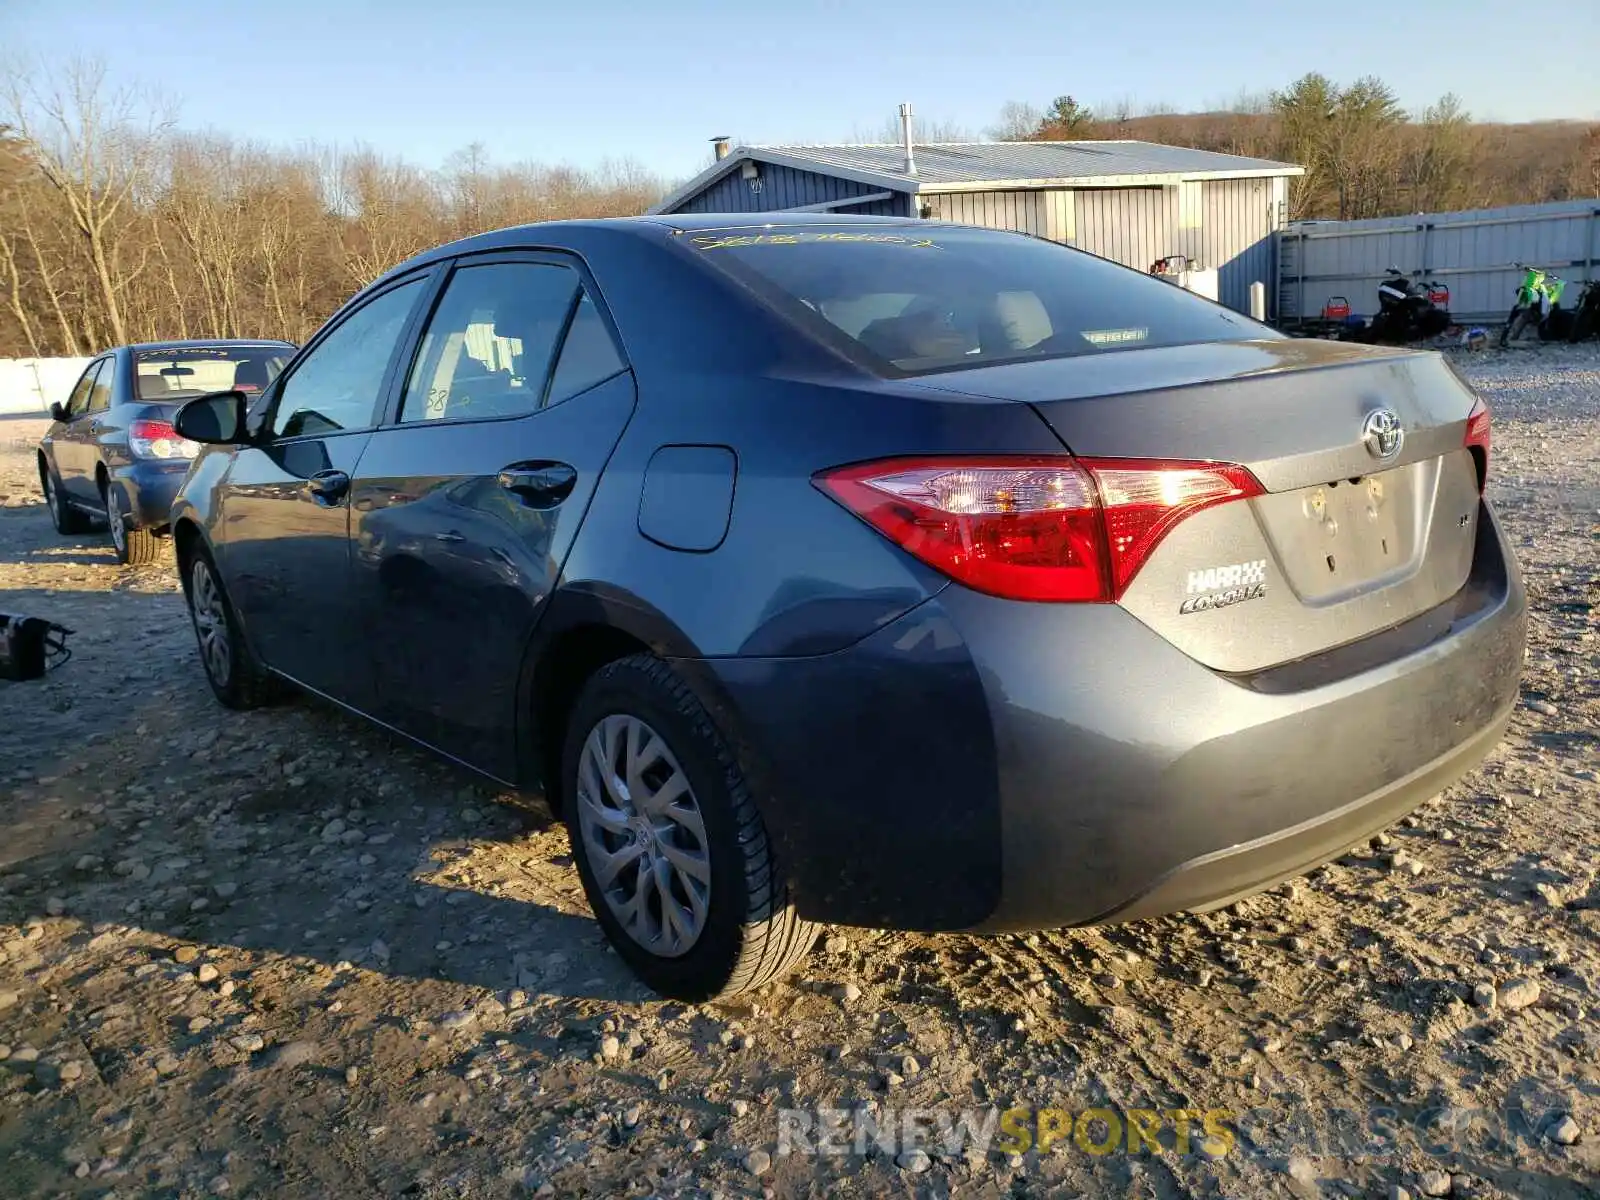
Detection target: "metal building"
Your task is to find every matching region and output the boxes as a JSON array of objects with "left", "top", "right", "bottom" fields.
[{"left": 650, "top": 121, "right": 1303, "bottom": 315}]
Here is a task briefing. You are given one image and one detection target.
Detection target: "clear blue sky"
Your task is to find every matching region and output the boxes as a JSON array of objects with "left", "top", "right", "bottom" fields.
[{"left": 5, "top": 0, "right": 1597, "bottom": 185}]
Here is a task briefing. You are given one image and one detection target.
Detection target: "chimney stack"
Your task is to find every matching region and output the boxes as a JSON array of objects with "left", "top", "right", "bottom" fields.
[
  {"left": 711, "top": 136, "right": 732, "bottom": 161},
  {"left": 899, "top": 103, "right": 916, "bottom": 176}
]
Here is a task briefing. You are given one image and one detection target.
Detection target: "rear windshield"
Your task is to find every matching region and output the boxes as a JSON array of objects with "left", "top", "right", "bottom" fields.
[
  {"left": 685, "top": 225, "right": 1276, "bottom": 374},
  {"left": 134, "top": 346, "right": 291, "bottom": 402}
]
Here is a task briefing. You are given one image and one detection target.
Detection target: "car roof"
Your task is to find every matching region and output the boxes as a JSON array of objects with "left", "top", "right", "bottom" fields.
[
  {"left": 378, "top": 212, "right": 932, "bottom": 278},
  {"left": 123, "top": 339, "right": 295, "bottom": 354}
]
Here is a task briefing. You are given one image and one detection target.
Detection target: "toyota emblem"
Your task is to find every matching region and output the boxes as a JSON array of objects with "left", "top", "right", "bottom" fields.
[{"left": 1361, "top": 409, "right": 1404, "bottom": 459}]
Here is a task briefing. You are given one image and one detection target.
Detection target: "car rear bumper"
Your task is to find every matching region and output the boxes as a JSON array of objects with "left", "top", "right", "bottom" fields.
[
  {"left": 112, "top": 460, "right": 188, "bottom": 530},
  {"left": 1081, "top": 703, "right": 1511, "bottom": 924},
  {"left": 694, "top": 500, "right": 1526, "bottom": 933}
]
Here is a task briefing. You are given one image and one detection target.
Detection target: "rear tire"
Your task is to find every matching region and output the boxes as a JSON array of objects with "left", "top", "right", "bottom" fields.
[
  {"left": 560, "top": 654, "right": 819, "bottom": 1001},
  {"left": 183, "top": 544, "right": 285, "bottom": 710},
  {"left": 40, "top": 461, "right": 90, "bottom": 534},
  {"left": 103, "top": 480, "right": 160, "bottom": 566}
]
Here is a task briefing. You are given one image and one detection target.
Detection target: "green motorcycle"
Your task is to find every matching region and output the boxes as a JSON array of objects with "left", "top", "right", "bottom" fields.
[{"left": 1500, "top": 262, "right": 1569, "bottom": 346}]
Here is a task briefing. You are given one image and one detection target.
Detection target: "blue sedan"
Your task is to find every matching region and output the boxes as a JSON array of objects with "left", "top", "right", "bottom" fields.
[
  {"left": 37, "top": 340, "right": 294, "bottom": 563},
  {"left": 164, "top": 215, "right": 1523, "bottom": 1000}
]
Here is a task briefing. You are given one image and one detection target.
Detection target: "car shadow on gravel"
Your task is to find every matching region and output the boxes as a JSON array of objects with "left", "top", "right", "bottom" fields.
[
  {"left": 2, "top": 774, "right": 654, "bottom": 1007},
  {"left": 4, "top": 543, "right": 117, "bottom": 570},
  {"left": 1, "top": 583, "right": 657, "bottom": 1007}
]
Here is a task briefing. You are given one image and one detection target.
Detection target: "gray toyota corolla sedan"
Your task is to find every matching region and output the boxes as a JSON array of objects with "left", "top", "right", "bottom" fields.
[{"left": 166, "top": 214, "right": 1525, "bottom": 1000}]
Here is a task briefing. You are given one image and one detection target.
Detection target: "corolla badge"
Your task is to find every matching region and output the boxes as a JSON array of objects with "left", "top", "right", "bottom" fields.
[
  {"left": 1178, "top": 559, "right": 1268, "bottom": 615},
  {"left": 1362, "top": 408, "right": 1404, "bottom": 459}
]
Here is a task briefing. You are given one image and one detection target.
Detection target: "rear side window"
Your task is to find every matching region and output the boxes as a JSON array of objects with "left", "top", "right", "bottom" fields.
[
  {"left": 401, "top": 263, "right": 574, "bottom": 423},
  {"left": 400, "top": 262, "right": 623, "bottom": 423},
  {"left": 686, "top": 225, "right": 1277, "bottom": 374},
  {"left": 547, "top": 293, "right": 625, "bottom": 405}
]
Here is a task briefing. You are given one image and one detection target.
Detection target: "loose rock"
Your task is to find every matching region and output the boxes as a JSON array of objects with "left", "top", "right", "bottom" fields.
[
  {"left": 1497, "top": 978, "right": 1540, "bottom": 1011},
  {"left": 1417, "top": 1169, "right": 1452, "bottom": 1196},
  {"left": 896, "top": 1148, "right": 932, "bottom": 1172},
  {"left": 1549, "top": 1114, "right": 1580, "bottom": 1146}
]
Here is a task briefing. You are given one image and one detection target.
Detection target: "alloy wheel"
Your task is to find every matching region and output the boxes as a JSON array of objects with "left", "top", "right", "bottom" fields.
[
  {"left": 575, "top": 714, "right": 711, "bottom": 957},
  {"left": 106, "top": 492, "right": 127, "bottom": 556},
  {"left": 189, "top": 559, "right": 232, "bottom": 687},
  {"left": 43, "top": 473, "right": 58, "bottom": 522}
]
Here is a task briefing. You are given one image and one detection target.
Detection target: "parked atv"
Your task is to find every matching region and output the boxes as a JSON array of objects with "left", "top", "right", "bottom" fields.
[
  {"left": 1500, "top": 262, "right": 1569, "bottom": 345},
  {"left": 1366, "top": 267, "right": 1450, "bottom": 344}
]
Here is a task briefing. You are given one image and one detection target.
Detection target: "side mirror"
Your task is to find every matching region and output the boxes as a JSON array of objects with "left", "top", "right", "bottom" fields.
[
  {"left": 49, "top": 401, "right": 68, "bottom": 422},
  {"left": 174, "top": 390, "right": 248, "bottom": 445}
]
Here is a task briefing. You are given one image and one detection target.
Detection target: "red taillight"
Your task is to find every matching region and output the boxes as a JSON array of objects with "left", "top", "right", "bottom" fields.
[
  {"left": 129, "top": 418, "right": 197, "bottom": 460},
  {"left": 1464, "top": 396, "right": 1490, "bottom": 492},
  {"left": 130, "top": 418, "right": 176, "bottom": 440},
  {"left": 814, "top": 456, "right": 1263, "bottom": 603},
  {"left": 1088, "top": 459, "right": 1264, "bottom": 595}
]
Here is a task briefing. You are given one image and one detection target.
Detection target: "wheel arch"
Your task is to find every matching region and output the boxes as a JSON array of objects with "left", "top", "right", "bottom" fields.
[
  {"left": 171, "top": 516, "right": 207, "bottom": 592},
  {"left": 516, "top": 583, "right": 712, "bottom": 811}
]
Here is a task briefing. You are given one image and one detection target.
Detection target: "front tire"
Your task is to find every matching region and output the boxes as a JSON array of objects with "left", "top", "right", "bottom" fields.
[
  {"left": 184, "top": 546, "right": 284, "bottom": 709},
  {"left": 1500, "top": 305, "right": 1527, "bottom": 347},
  {"left": 103, "top": 480, "right": 160, "bottom": 566},
  {"left": 561, "top": 654, "right": 819, "bottom": 1001}
]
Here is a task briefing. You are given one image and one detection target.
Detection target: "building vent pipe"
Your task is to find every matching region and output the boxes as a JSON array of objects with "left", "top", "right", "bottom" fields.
[{"left": 899, "top": 103, "right": 916, "bottom": 176}]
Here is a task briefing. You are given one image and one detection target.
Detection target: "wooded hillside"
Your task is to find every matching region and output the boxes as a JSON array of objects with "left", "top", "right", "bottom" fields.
[
  {"left": 3, "top": 62, "right": 1596, "bottom": 359},
  {"left": 1011, "top": 75, "right": 1600, "bottom": 221},
  {"left": 0, "top": 62, "right": 662, "bottom": 359}
]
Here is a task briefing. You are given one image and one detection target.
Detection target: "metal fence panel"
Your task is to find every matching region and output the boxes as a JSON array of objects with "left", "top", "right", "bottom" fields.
[{"left": 1278, "top": 199, "right": 1600, "bottom": 325}]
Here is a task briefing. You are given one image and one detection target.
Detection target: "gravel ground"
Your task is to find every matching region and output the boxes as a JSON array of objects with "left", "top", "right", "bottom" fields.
[{"left": 0, "top": 342, "right": 1596, "bottom": 1200}]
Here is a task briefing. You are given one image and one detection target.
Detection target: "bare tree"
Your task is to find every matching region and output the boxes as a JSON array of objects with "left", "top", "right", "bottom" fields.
[
  {"left": 336, "top": 147, "right": 439, "bottom": 286},
  {"left": 1, "top": 57, "right": 171, "bottom": 346},
  {"left": 850, "top": 114, "right": 975, "bottom": 144},
  {"left": 988, "top": 101, "right": 1043, "bottom": 142},
  {"left": 1571, "top": 125, "right": 1600, "bottom": 199}
]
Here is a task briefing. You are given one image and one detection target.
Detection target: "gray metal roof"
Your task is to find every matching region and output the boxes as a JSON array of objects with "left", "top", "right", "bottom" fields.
[{"left": 651, "top": 140, "right": 1303, "bottom": 214}]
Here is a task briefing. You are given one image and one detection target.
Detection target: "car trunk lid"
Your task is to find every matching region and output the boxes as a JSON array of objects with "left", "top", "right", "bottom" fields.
[{"left": 911, "top": 339, "right": 1485, "bottom": 674}]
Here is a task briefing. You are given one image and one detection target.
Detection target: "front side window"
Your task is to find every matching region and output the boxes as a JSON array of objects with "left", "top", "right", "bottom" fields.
[
  {"left": 64, "top": 361, "right": 103, "bottom": 417},
  {"left": 686, "top": 224, "right": 1277, "bottom": 375},
  {"left": 272, "top": 280, "right": 425, "bottom": 438},
  {"left": 399, "top": 262, "right": 588, "bottom": 424}
]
